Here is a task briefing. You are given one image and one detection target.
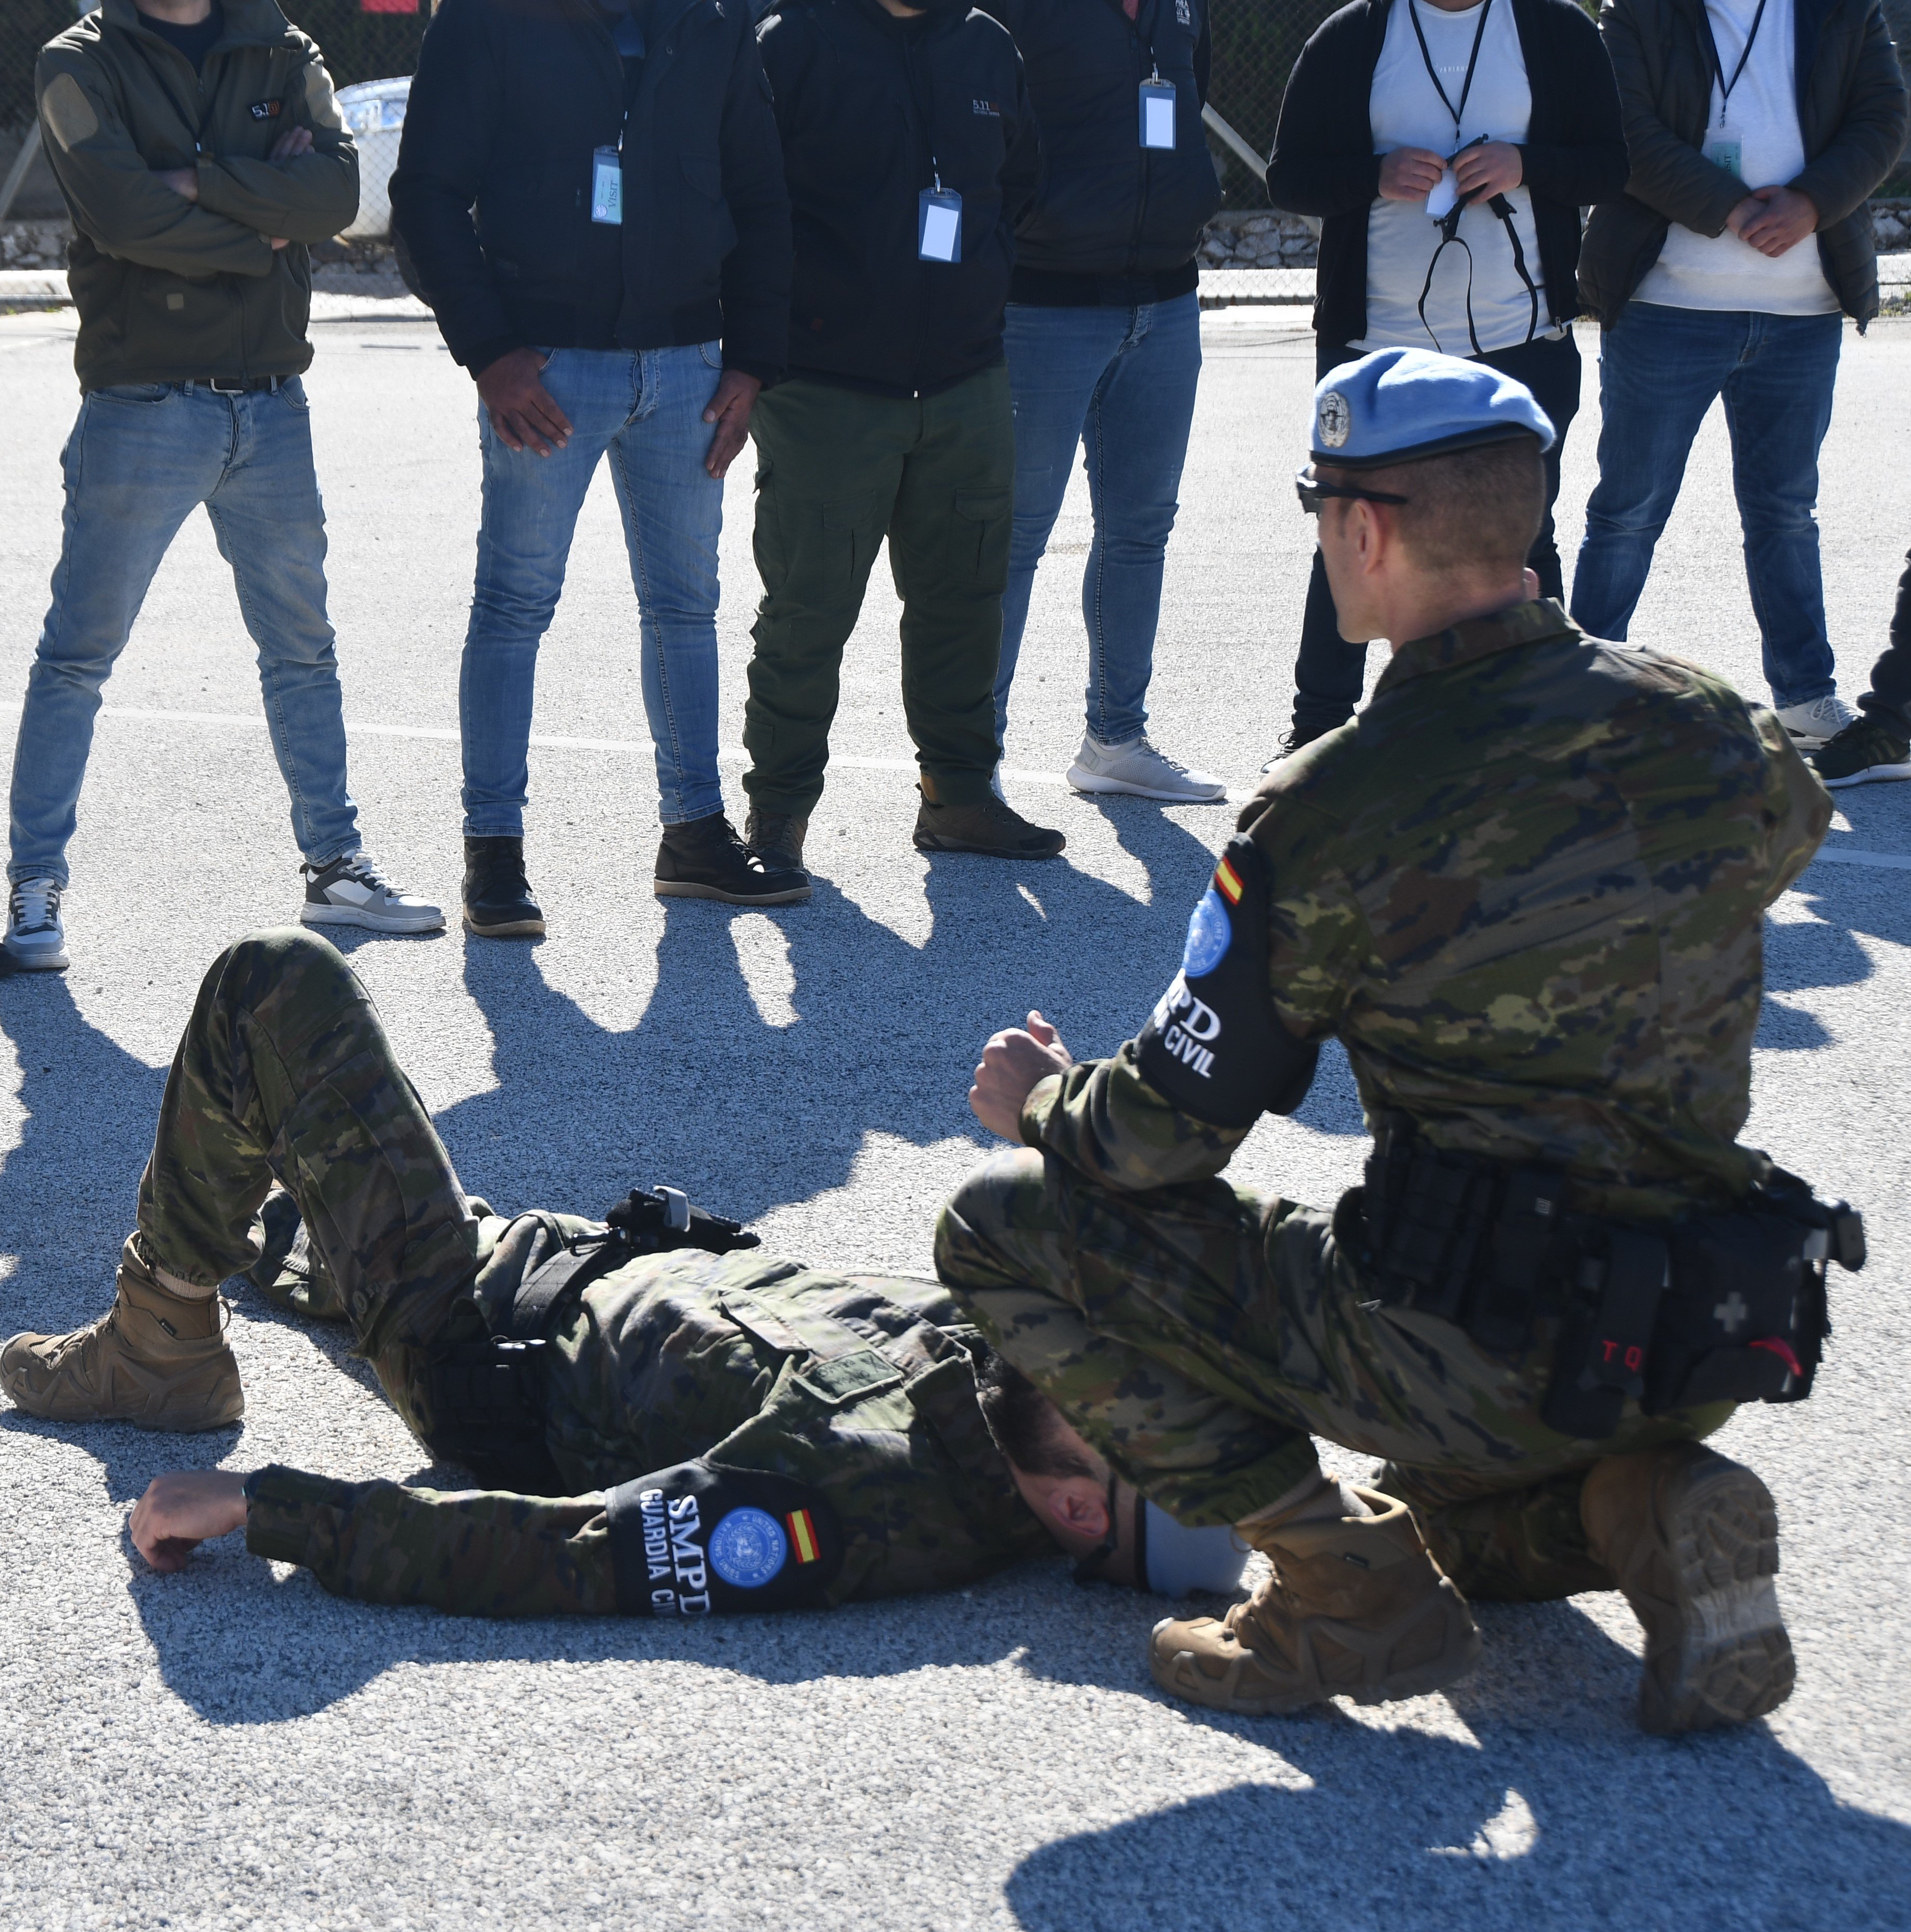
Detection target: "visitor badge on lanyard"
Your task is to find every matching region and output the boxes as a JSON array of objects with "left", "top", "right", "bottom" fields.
[
  {"left": 920, "top": 185, "right": 962, "bottom": 262},
  {"left": 591, "top": 144, "right": 623, "bottom": 225},
  {"left": 1705, "top": 126, "right": 1744, "bottom": 178},
  {"left": 1139, "top": 76, "right": 1176, "bottom": 150}
]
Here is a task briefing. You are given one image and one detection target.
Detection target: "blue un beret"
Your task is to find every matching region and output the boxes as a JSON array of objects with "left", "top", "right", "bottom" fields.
[{"left": 1309, "top": 347, "right": 1556, "bottom": 471}]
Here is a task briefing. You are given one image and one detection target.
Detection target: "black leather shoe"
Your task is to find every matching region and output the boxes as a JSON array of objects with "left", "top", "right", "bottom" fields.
[
  {"left": 912, "top": 793, "right": 1065, "bottom": 859},
  {"left": 655, "top": 812, "right": 810, "bottom": 905},
  {"left": 743, "top": 807, "right": 809, "bottom": 872},
  {"left": 463, "top": 835, "right": 545, "bottom": 937}
]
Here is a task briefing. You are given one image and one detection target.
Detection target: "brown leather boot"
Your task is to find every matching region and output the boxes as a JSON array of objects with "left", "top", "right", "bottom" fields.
[
  {"left": 0, "top": 1236, "right": 243, "bottom": 1431},
  {"left": 1580, "top": 1441, "right": 1793, "bottom": 1735},
  {"left": 1149, "top": 1488, "right": 1481, "bottom": 1715}
]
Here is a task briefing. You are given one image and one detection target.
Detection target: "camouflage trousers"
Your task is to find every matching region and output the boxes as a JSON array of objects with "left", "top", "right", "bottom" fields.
[
  {"left": 138, "top": 927, "right": 488, "bottom": 1440},
  {"left": 935, "top": 1148, "right": 1731, "bottom": 1601}
]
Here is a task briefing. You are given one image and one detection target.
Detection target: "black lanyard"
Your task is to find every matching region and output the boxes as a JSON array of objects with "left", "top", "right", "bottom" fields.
[
  {"left": 1407, "top": 0, "right": 1495, "bottom": 143},
  {"left": 1706, "top": 0, "right": 1769, "bottom": 126}
]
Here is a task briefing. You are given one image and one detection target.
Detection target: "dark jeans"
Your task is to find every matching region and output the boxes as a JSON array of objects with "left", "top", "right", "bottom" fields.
[
  {"left": 1290, "top": 331, "right": 1582, "bottom": 740},
  {"left": 1858, "top": 549, "right": 1911, "bottom": 735},
  {"left": 742, "top": 366, "right": 1013, "bottom": 816},
  {"left": 1570, "top": 304, "right": 1842, "bottom": 711}
]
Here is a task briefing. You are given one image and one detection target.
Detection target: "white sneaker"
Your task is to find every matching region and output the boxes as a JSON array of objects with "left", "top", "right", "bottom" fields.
[
  {"left": 1774, "top": 694, "right": 1858, "bottom": 751},
  {"left": 300, "top": 852, "right": 445, "bottom": 934},
  {"left": 1065, "top": 733, "right": 1227, "bottom": 803},
  {"left": 4, "top": 876, "right": 69, "bottom": 971}
]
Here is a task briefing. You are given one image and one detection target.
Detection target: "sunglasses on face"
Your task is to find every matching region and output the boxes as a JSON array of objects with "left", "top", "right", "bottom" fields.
[{"left": 1294, "top": 465, "right": 1412, "bottom": 516}]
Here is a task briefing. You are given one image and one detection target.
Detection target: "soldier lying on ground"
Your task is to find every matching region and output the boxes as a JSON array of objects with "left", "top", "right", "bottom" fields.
[
  {"left": 936, "top": 348, "right": 1863, "bottom": 1736},
  {"left": 4, "top": 925, "right": 1247, "bottom": 1615}
]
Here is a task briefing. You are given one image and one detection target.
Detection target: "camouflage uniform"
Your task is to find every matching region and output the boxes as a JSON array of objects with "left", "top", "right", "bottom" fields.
[
  {"left": 144, "top": 930, "right": 1049, "bottom": 1617},
  {"left": 936, "top": 601, "right": 1831, "bottom": 1598}
]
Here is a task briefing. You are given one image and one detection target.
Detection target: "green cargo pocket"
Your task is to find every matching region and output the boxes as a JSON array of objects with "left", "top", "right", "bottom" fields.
[{"left": 953, "top": 489, "right": 1011, "bottom": 583}]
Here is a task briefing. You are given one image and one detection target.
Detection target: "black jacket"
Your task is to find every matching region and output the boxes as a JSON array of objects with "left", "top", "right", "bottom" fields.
[
  {"left": 1578, "top": 0, "right": 1908, "bottom": 326},
  {"left": 389, "top": 0, "right": 793, "bottom": 380},
  {"left": 986, "top": 0, "right": 1222, "bottom": 300},
  {"left": 1268, "top": 0, "right": 1629, "bottom": 347},
  {"left": 756, "top": 0, "right": 1038, "bottom": 394}
]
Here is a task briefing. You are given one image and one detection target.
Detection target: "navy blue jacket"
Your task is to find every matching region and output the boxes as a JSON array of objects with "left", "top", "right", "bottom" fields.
[
  {"left": 390, "top": 0, "right": 793, "bottom": 380},
  {"left": 985, "top": 0, "right": 1222, "bottom": 301},
  {"left": 757, "top": 0, "right": 1039, "bottom": 394}
]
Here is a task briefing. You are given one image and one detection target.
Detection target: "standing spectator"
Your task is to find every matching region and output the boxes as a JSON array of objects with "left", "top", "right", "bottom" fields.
[
  {"left": 6, "top": 0, "right": 443, "bottom": 974},
  {"left": 1573, "top": 0, "right": 1908, "bottom": 749},
  {"left": 1807, "top": 547, "right": 1911, "bottom": 785},
  {"left": 390, "top": 0, "right": 804, "bottom": 929},
  {"left": 740, "top": 0, "right": 1066, "bottom": 880},
  {"left": 983, "top": 0, "right": 1228, "bottom": 804},
  {"left": 1267, "top": 0, "right": 1627, "bottom": 751}
]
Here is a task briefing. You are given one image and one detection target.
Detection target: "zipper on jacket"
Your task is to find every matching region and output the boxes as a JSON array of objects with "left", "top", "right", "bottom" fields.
[{"left": 1127, "top": 3, "right": 1154, "bottom": 278}]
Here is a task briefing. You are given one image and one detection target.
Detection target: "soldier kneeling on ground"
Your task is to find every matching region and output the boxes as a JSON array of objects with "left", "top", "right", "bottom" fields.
[
  {"left": 938, "top": 347, "right": 1865, "bottom": 1736},
  {"left": 1, "top": 926, "right": 1248, "bottom": 1616}
]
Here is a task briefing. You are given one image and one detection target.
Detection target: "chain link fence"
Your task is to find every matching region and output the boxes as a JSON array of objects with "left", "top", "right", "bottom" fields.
[{"left": 3, "top": 0, "right": 1906, "bottom": 232}]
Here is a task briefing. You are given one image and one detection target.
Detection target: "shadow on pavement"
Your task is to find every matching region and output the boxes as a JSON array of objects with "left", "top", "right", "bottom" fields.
[{"left": 1003, "top": 1707, "right": 1909, "bottom": 1930}]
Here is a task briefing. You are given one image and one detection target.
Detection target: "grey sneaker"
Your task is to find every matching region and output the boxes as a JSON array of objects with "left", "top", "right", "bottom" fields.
[
  {"left": 4, "top": 876, "right": 68, "bottom": 971},
  {"left": 1773, "top": 693, "right": 1857, "bottom": 751},
  {"left": 300, "top": 852, "right": 446, "bottom": 934},
  {"left": 1066, "top": 732, "right": 1227, "bottom": 802}
]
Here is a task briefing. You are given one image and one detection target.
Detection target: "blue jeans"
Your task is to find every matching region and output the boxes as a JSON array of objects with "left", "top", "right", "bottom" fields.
[
  {"left": 8, "top": 378, "right": 360, "bottom": 885},
  {"left": 461, "top": 343, "right": 727, "bottom": 833},
  {"left": 995, "top": 293, "right": 1203, "bottom": 749},
  {"left": 1571, "top": 303, "right": 1842, "bottom": 710}
]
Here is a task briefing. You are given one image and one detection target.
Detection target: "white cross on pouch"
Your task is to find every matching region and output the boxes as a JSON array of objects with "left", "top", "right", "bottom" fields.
[{"left": 1714, "top": 1292, "right": 1749, "bottom": 1334}]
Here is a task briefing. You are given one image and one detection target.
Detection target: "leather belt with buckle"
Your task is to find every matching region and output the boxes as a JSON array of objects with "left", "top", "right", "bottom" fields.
[{"left": 206, "top": 375, "right": 280, "bottom": 394}]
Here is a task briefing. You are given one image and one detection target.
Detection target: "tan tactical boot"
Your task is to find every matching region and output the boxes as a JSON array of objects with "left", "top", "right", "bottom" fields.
[
  {"left": 1149, "top": 1488, "right": 1482, "bottom": 1715},
  {"left": 1580, "top": 1441, "right": 1793, "bottom": 1735},
  {"left": 0, "top": 1237, "right": 243, "bottom": 1431}
]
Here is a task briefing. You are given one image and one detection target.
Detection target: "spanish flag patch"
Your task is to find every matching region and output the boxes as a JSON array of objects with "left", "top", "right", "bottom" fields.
[
  {"left": 1214, "top": 857, "right": 1243, "bottom": 906},
  {"left": 786, "top": 1509, "right": 820, "bottom": 1565}
]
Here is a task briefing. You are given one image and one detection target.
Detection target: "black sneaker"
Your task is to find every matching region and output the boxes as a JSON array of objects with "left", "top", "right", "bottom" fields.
[
  {"left": 1807, "top": 713, "right": 1911, "bottom": 789},
  {"left": 1259, "top": 720, "right": 1337, "bottom": 774},
  {"left": 463, "top": 835, "right": 545, "bottom": 937},
  {"left": 744, "top": 807, "right": 809, "bottom": 872},
  {"left": 656, "top": 812, "right": 810, "bottom": 905},
  {"left": 912, "top": 793, "right": 1065, "bottom": 859}
]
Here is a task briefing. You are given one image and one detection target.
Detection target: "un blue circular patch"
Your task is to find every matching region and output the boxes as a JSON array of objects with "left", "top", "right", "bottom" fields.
[
  {"left": 1181, "top": 887, "right": 1232, "bottom": 978},
  {"left": 707, "top": 1507, "right": 789, "bottom": 1590}
]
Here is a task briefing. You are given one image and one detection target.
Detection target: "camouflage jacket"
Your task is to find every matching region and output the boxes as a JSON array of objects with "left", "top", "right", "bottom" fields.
[
  {"left": 1023, "top": 601, "right": 1831, "bottom": 1220},
  {"left": 246, "top": 1247, "right": 1053, "bottom": 1618}
]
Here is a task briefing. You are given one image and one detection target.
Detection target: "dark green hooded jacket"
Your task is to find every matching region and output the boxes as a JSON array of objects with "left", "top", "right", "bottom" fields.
[{"left": 35, "top": 0, "right": 359, "bottom": 389}]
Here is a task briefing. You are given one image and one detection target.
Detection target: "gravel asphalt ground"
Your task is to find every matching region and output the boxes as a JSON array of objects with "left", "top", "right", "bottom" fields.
[{"left": 1, "top": 303, "right": 1908, "bottom": 1932}]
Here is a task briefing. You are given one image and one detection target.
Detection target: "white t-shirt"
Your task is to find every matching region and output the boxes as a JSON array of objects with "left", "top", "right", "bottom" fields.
[
  {"left": 1633, "top": 0, "right": 1837, "bottom": 313},
  {"left": 1357, "top": 0, "right": 1556, "bottom": 357}
]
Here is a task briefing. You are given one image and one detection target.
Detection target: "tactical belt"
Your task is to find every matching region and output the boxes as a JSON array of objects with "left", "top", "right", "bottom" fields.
[
  {"left": 413, "top": 1187, "right": 758, "bottom": 1494},
  {"left": 1340, "top": 1113, "right": 1866, "bottom": 1441}
]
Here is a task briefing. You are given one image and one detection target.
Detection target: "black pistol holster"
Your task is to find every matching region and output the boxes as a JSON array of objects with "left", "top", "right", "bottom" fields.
[
  {"left": 1341, "top": 1114, "right": 1866, "bottom": 1443},
  {"left": 415, "top": 1186, "right": 761, "bottom": 1492}
]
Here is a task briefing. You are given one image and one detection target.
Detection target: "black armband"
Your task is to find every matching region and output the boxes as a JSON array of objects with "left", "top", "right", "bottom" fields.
[
  {"left": 1133, "top": 837, "right": 1320, "bottom": 1129},
  {"left": 605, "top": 1461, "right": 844, "bottom": 1617}
]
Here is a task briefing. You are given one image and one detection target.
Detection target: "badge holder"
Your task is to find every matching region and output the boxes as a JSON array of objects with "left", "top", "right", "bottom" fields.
[
  {"left": 591, "top": 144, "right": 623, "bottom": 226},
  {"left": 1705, "top": 129, "right": 1744, "bottom": 179},
  {"left": 1139, "top": 75, "right": 1176, "bottom": 151},
  {"left": 919, "top": 176, "right": 962, "bottom": 263}
]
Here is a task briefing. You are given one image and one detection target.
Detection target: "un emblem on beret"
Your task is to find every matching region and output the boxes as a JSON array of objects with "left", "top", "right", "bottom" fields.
[{"left": 1317, "top": 390, "right": 1352, "bottom": 449}]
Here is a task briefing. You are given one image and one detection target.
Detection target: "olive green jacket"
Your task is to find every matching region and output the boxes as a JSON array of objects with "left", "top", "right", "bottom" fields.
[{"left": 35, "top": 0, "right": 358, "bottom": 390}]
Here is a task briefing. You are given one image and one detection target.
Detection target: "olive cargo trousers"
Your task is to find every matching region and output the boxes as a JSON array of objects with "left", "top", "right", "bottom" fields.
[
  {"left": 741, "top": 365, "right": 1012, "bottom": 817},
  {"left": 936, "top": 1147, "right": 1732, "bottom": 1601}
]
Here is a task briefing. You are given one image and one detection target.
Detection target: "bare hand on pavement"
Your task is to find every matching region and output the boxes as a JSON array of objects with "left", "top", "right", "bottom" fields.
[
  {"left": 130, "top": 1469, "right": 249, "bottom": 1572},
  {"left": 703, "top": 370, "right": 762, "bottom": 479},
  {"left": 970, "top": 1011, "right": 1073, "bottom": 1142},
  {"left": 477, "top": 348, "right": 574, "bottom": 457}
]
